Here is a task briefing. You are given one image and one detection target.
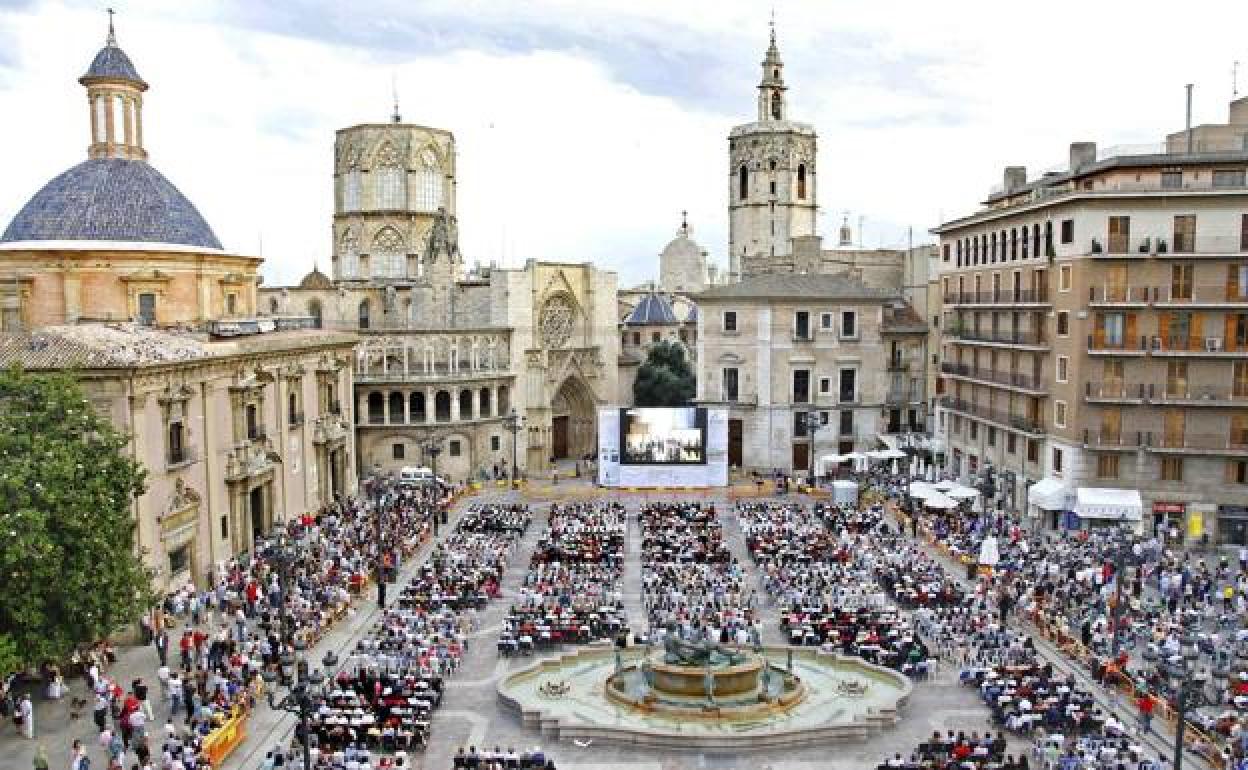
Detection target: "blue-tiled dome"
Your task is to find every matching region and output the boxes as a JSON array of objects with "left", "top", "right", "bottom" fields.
[
  {"left": 1, "top": 158, "right": 222, "bottom": 250},
  {"left": 82, "top": 43, "right": 145, "bottom": 86},
  {"left": 624, "top": 292, "right": 678, "bottom": 326}
]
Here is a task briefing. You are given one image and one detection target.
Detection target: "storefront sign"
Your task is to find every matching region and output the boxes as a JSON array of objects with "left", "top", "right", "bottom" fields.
[
  {"left": 1152, "top": 502, "right": 1186, "bottom": 515},
  {"left": 1188, "top": 509, "right": 1204, "bottom": 539}
]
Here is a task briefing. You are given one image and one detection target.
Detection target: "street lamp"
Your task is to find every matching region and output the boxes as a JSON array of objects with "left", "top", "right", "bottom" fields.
[
  {"left": 977, "top": 461, "right": 997, "bottom": 513},
  {"left": 799, "top": 411, "right": 821, "bottom": 489},
  {"left": 505, "top": 408, "right": 526, "bottom": 489},
  {"left": 267, "top": 533, "right": 302, "bottom": 648},
  {"left": 420, "top": 435, "right": 446, "bottom": 532},
  {"left": 262, "top": 646, "right": 338, "bottom": 770},
  {"left": 1161, "top": 650, "right": 1207, "bottom": 770},
  {"left": 374, "top": 497, "right": 388, "bottom": 610},
  {"left": 1108, "top": 522, "right": 1134, "bottom": 663}
]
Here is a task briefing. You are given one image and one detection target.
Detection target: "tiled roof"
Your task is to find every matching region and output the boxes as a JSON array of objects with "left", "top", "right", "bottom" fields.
[
  {"left": 624, "top": 292, "right": 678, "bottom": 325},
  {"left": 693, "top": 272, "right": 900, "bottom": 301},
  {"left": 298, "top": 267, "right": 333, "bottom": 290},
  {"left": 0, "top": 324, "right": 355, "bottom": 370},
  {"left": 83, "top": 43, "right": 145, "bottom": 85},
  {"left": 1, "top": 159, "right": 223, "bottom": 250}
]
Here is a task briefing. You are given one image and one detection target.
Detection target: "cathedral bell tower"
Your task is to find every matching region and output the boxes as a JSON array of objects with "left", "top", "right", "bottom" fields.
[{"left": 727, "top": 22, "right": 817, "bottom": 280}]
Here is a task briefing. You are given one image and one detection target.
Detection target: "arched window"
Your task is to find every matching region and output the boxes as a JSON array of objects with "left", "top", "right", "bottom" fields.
[
  {"left": 307, "top": 299, "right": 323, "bottom": 329},
  {"left": 738, "top": 165, "right": 748, "bottom": 201},
  {"left": 375, "top": 142, "right": 405, "bottom": 209},
  {"left": 340, "top": 228, "right": 359, "bottom": 279},
  {"left": 358, "top": 300, "right": 370, "bottom": 330},
  {"left": 344, "top": 168, "right": 361, "bottom": 212},
  {"left": 414, "top": 148, "right": 442, "bottom": 212},
  {"left": 371, "top": 227, "right": 405, "bottom": 279},
  {"left": 797, "top": 164, "right": 807, "bottom": 200},
  {"left": 770, "top": 92, "right": 782, "bottom": 120}
]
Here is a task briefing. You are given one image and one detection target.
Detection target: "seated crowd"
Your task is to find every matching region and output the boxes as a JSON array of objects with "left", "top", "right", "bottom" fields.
[
  {"left": 451, "top": 744, "right": 558, "bottom": 768},
  {"left": 499, "top": 501, "right": 627, "bottom": 655}
]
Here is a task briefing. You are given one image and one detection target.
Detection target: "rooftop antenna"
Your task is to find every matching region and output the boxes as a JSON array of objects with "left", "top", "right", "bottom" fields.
[
  {"left": 1185, "top": 83, "right": 1194, "bottom": 154},
  {"left": 1235, "top": 61, "right": 1240, "bottom": 99},
  {"left": 106, "top": 8, "right": 116, "bottom": 46},
  {"left": 680, "top": 209, "right": 688, "bottom": 235},
  {"left": 391, "top": 74, "right": 401, "bottom": 123}
]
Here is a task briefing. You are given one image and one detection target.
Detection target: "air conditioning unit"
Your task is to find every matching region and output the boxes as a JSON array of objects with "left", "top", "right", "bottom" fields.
[
  {"left": 1206, "top": 336, "right": 1224, "bottom": 352},
  {"left": 1151, "top": 336, "right": 1163, "bottom": 351}
]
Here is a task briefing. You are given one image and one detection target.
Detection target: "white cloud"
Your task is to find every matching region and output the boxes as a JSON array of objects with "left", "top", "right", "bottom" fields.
[{"left": 1, "top": 0, "right": 1247, "bottom": 287}]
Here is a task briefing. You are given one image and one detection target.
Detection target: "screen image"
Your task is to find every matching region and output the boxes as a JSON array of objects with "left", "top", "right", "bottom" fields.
[{"left": 619, "top": 407, "right": 706, "bottom": 465}]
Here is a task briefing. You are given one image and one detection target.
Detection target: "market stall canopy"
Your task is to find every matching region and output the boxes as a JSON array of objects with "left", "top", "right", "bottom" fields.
[
  {"left": 908, "top": 481, "right": 936, "bottom": 498},
  {"left": 877, "top": 448, "right": 907, "bottom": 459},
  {"left": 1028, "top": 477, "right": 1071, "bottom": 511},
  {"left": 923, "top": 492, "right": 959, "bottom": 509},
  {"left": 946, "top": 485, "right": 980, "bottom": 500},
  {"left": 1075, "top": 487, "right": 1143, "bottom": 521},
  {"left": 933, "top": 480, "right": 957, "bottom": 492}
]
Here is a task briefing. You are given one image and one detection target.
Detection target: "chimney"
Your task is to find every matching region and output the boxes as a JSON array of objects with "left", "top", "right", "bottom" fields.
[
  {"left": 1069, "top": 142, "right": 1097, "bottom": 171},
  {"left": 1003, "top": 166, "right": 1027, "bottom": 191}
]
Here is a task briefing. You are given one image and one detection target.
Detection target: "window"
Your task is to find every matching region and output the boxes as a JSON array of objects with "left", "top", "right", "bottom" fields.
[
  {"left": 819, "top": 377, "right": 830, "bottom": 394},
  {"left": 820, "top": 312, "right": 833, "bottom": 329},
  {"left": 1059, "top": 264, "right": 1072, "bottom": 291},
  {"left": 1161, "top": 170, "right": 1183, "bottom": 189},
  {"left": 1228, "top": 264, "right": 1248, "bottom": 299},
  {"left": 1235, "top": 361, "right": 1248, "bottom": 397},
  {"left": 1242, "top": 214, "right": 1248, "bottom": 251},
  {"left": 769, "top": 179, "right": 776, "bottom": 196},
  {"left": 942, "top": 243, "right": 950, "bottom": 262},
  {"left": 1171, "top": 264, "right": 1194, "bottom": 300},
  {"left": 1173, "top": 214, "right": 1196, "bottom": 253},
  {"left": 137, "top": 292, "right": 156, "bottom": 326},
  {"left": 1096, "top": 455, "right": 1120, "bottom": 479},
  {"left": 226, "top": 293, "right": 237, "bottom": 316},
  {"left": 358, "top": 300, "right": 371, "bottom": 329},
  {"left": 1006, "top": 433, "right": 1017, "bottom": 454},
  {"left": 491, "top": 435, "right": 501, "bottom": 451},
  {"left": 414, "top": 149, "right": 442, "bottom": 211},
  {"left": 449, "top": 440, "right": 461, "bottom": 457},
  {"left": 969, "top": 421, "right": 978, "bottom": 440},
  {"left": 1027, "top": 439, "right": 1040, "bottom": 464},
  {"left": 288, "top": 392, "right": 300, "bottom": 426},
  {"left": 1108, "top": 215, "right": 1130, "bottom": 253},
  {"left": 168, "top": 544, "right": 190, "bottom": 575},
  {"left": 371, "top": 227, "right": 406, "bottom": 279},
  {"left": 987, "top": 426, "right": 996, "bottom": 447},
  {"left": 723, "top": 367, "right": 739, "bottom": 402},
  {"left": 339, "top": 228, "right": 360, "bottom": 279},
  {"left": 343, "top": 168, "right": 361, "bottom": 212},
  {"left": 1213, "top": 169, "right": 1246, "bottom": 188},
  {"left": 838, "top": 369, "right": 856, "bottom": 403},
  {"left": 1161, "top": 456, "right": 1184, "bottom": 482},
  {"left": 723, "top": 311, "right": 737, "bottom": 332},
  {"left": 1229, "top": 460, "right": 1248, "bottom": 484},
  {"left": 838, "top": 409, "right": 853, "bottom": 435},
  {"left": 168, "top": 421, "right": 186, "bottom": 465},
  {"left": 632, "top": 332, "right": 640, "bottom": 345},
  {"left": 1054, "top": 400, "right": 1067, "bottom": 427},
  {"left": 220, "top": 514, "right": 229, "bottom": 540},
  {"left": 1056, "top": 311, "right": 1069, "bottom": 336},
  {"left": 1056, "top": 356, "right": 1068, "bottom": 383},
  {"left": 1052, "top": 447, "right": 1063, "bottom": 474},
  {"left": 794, "top": 311, "right": 810, "bottom": 339},
  {"left": 795, "top": 164, "right": 807, "bottom": 199},
  {"left": 376, "top": 143, "right": 406, "bottom": 209},
  {"left": 738, "top": 165, "right": 748, "bottom": 201},
  {"left": 792, "top": 370, "right": 810, "bottom": 403},
  {"left": 651, "top": 331, "right": 660, "bottom": 343},
  {"left": 245, "top": 403, "right": 259, "bottom": 440},
  {"left": 392, "top": 443, "right": 405, "bottom": 460},
  {"left": 840, "top": 310, "right": 857, "bottom": 338},
  {"left": 1060, "top": 219, "right": 1074, "bottom": 244}
]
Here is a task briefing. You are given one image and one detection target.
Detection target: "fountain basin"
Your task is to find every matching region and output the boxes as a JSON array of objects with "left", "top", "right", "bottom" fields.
[{"left": 497, "top": 645, "right": 912, "bottom": 750}]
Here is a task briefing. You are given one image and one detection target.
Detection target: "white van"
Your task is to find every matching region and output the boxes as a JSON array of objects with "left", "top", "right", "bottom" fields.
[{"left": 398, "top": 466, "right": 435, "bottom": 486}]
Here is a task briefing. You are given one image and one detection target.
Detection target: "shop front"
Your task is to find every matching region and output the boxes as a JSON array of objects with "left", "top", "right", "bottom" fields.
[
  {"left": 1218, "top": 505, "right": 1248, "bottom": 546},
  {"left": 1151, "top": 501, "right": 1186, "bottom": 541},
  {"left": 1027, "top": 477, "right": 1072, "bottom": 531},
  {"left": 1075, "top": 487, "right": 1143, "bottom": 532}
]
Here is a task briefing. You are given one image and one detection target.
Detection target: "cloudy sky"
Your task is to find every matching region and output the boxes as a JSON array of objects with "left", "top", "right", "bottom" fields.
[{"left": 1, "top": 0, "right": 1246, "bottom": 287}]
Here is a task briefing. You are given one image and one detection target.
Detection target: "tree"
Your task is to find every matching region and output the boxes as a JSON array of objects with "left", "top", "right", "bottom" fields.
[
  {"left": 633, "top": 339, "right": 696, "bottom": 407},
  {"left": 0, "top": 367, "right": 152, "bottom": 669}
]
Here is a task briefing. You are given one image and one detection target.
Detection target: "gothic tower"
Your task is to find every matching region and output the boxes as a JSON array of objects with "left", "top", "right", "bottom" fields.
[{"left": 727, "top": 24, "right": 817, "bottom": 280}]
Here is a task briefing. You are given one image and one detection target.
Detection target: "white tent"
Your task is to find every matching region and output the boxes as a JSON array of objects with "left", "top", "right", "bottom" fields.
[
  {"left": 933, "top": 479, "right": 957, "bottom": 491},
  {"left": 978, "top": 535, "right": 1000, "bottom": 567},
  {"left": 908, "top": 482, "right": 937, "bottom": 498},
  {"left": 830, "top": 480, "right": 859, "bottom": 505},
  {"left": 1075, "top": 488, "right": 1143, "bottom": 521},
  {"left": 946, "top": 485, "right": 980, "bottom": 500},
  {"left": 923, "top": 492, "right": 959, "bottom": 510},
  {"left": 878, "top": 448, "right": 907, "bottom": 459},
  {"left": 1028, "top": 478, "right": 1071, "bottom": 511}
]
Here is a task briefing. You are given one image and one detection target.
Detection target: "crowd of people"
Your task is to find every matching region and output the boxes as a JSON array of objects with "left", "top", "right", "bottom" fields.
[{"left": 498, "top": 502, "right": 627, "bottom": 655}]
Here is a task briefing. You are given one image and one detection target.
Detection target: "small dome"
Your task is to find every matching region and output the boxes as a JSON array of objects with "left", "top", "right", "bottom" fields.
[
  {"left": 81, "top": 43, "right": 146, "bottom": 88},
  {"left": 660, "top": 230, "right": 703, "bottom": 262},
  {"left": 624, "top": 292, "right": 678, "bottom": 326},
  {"left": 2, "top": 158, "right": 222, "bottom": 250},
  {"left": 298, "top": 267, "right": 333, "bottom": 290}
]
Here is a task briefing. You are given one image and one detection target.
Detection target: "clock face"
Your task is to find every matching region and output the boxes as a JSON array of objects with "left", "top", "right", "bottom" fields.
[{"left": 540, "top": 294, "right": 575, "bottom": 349}]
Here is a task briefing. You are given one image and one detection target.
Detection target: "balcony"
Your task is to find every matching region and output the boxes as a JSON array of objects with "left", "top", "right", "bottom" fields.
[
  {"left": 166, "top": 444, "right": 199, "bottom": 468},
  {"left": 1148, "top": 384, "right": 1248, "bottom": 406},
  {"left": 886, "top": 358, "right": 909, "bottom": 372},
  {"left": 941, "top": 362, "right": 1046, "bottom": 393},
  {"left": 1148, "top": 335, "right": 1248, "bottom": 356},
  {"left": 1083, "top": 429, "right": 1145, "bottom": 450},
  {"left": 1090, "top": 234, "right": 1248, "bottom": 259},
  {"left": 1151, "top": 285, "right": 1248, "bottom": 307},
  {"left": 246, "top": 426, "right": 268, "bottom": 443},
  {"left": 836, "top": 391, "right": 859, "bottom": 405},
  {"left": 328, "top": 399, "right": 342, "bottom": 415},
  {"left": 355, "top": 364, "right": 512, "bottom": 383},
  {"left": 943, "top": 289, "right": 1050, "bottom": 306},
  {"left": 1084, "top": 382, "right": 1147, "bottom": 403},
  {"left": 940, "top": 396, "right": 1045, "bottom": 435},
  {"left": 1088, "top": 286, "right": 1150, "bottom": 306},
  {"left": 1086, "top": 333, "right": 1149, "bottom": 355},
  {"left": 791, "top": 332, "right": 814, "bottom": 343},
  {"left": 948, "top": 327, "right": 1048, "bottom": 349},
  {"left": 1149, "top": 432, "right": 1248, "bottom": 456},
  {"left": 885, "top": 387, "right": 922, "bottom": 404}
]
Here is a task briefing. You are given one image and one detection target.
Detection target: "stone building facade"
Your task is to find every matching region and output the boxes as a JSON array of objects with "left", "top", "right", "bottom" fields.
[
  {"left": 617, "top": 291, "right": 698, "bottom": 405},
  {"left": 0, "top": 22, "right": 358, "bottom": 590},
  {"left": 933, "top": 95, "right": 1248, "bottom": 540}
]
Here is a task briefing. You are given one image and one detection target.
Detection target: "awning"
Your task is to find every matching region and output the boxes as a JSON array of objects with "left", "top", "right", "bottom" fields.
[
  {"left": 908, "top": 481, "right": 936, "bottom": 498},
  {"left": 946, "top": 485, "right": 980, "bottom": 500},
  {"left": 933, "top": 479, "right": 957, "bottom": 492},
  {"left": 1028, "top": 477, "right": 1071, "bottom": 511},
  {"left": 1075, "top": 487, "right": 1143, "bottom": 521},
  {"left": 923, "top": 492, "right": 959, "bottom": 510}
]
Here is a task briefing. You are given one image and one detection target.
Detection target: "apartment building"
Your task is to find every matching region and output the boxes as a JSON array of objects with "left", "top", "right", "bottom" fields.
[
  {"left": 934, "top": 96, "right": 1248, "bottom": 543},
  {"left": 694, "top": 273, "right": 927, "bottom": 473}
]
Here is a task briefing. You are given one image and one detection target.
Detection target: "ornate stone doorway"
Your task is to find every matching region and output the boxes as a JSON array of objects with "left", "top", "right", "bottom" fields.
[{"left": 550, "top": 376, "right": 597, "bottom": 464}]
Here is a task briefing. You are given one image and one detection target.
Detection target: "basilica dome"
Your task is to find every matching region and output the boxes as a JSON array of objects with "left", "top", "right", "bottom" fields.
[
  {"left": 1, "top": 159, "right": 223, "bottom": 250},
  {"left": 658, "top": 213, "right": 707, "bottom": 293}
]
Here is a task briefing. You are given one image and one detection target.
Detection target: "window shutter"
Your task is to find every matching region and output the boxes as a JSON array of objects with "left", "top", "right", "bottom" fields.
[
  {"left": 1230, "top": 265, "right": 1240, "bottom": 301},
  {"left": 1191, "top": 313, "right": 1203, "bottom": 347},
  {"left": 1157, "top": 313, "right": 1169, "bottom": 346}
]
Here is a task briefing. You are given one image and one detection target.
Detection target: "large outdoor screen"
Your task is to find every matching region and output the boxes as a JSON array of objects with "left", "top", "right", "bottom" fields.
[{"left": 619, "top": 407, "right": 707, "bottom": 465}]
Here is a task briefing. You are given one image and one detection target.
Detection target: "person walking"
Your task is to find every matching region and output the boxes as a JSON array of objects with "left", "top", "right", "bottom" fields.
[
  {"left": 18, "top": 693, "right": 33, "bottom": 738},
  {"left": 153, "top": 629, "right": 168, "bottom": 668},
  {"left": 69, "top": 739, "right": 89, "bottom": 770},
  {"left": 1137, "top": 691, "right": 1155, "bottom": 733}
]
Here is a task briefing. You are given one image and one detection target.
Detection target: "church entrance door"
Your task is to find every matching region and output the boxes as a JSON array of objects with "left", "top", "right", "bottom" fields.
[
  {"left": 552, "top": 416, "right": 570, "bottom": 459},
  {"left": 792, "top": 442, "right": 809, "bottom": 475},
  {"left": 248, "top": 485, "right": 266, "bottom": 550},
  {"left": 728, "top": 419, "right": 743, "bottom": 468}
]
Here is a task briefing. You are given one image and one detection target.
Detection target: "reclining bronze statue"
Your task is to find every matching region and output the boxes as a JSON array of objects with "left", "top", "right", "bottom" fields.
[{"left": 662, "top": 621, "right": 747, "bottom": 667}]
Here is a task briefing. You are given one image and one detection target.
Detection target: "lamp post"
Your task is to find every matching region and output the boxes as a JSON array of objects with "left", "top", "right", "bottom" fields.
[
  {"left": 505, "top": 408, "right": 525, "bottom": 489},
  {"left": 1161, "top": 649, "right": 1207, "bottom": 770},
  {"left": 977, "top": 461, "right": 997, "bottom": 515},
  {"left": 799, "top": 411, "right": 821, "bottom": 490},
  {"left": 374, "top": 497, "right": 387, "bottom": 610},
  {"left": 420, "top": 435, "right": 445, "bottom": 533},
  {"left": 262, "top": 647, "right": 338, "bottom": 770},
  {"left": 1108, "top": 522, "right": 1133, "bottom": 663},
  {"left": 268, "top": 533, "right": 301, "bottom": 649}
]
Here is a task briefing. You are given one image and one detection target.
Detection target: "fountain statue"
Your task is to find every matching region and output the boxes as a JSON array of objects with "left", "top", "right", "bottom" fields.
[{"left": 662, "top": 621, "right": 747, "bottom": 667}]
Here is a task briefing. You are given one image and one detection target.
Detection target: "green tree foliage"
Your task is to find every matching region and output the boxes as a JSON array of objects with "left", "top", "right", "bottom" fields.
[
  {"left": 0, "top": 367, "right": 152, "bottom": 670},
  {"left": 633, "top": 339, "right": 696, "bottom": 407}
]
